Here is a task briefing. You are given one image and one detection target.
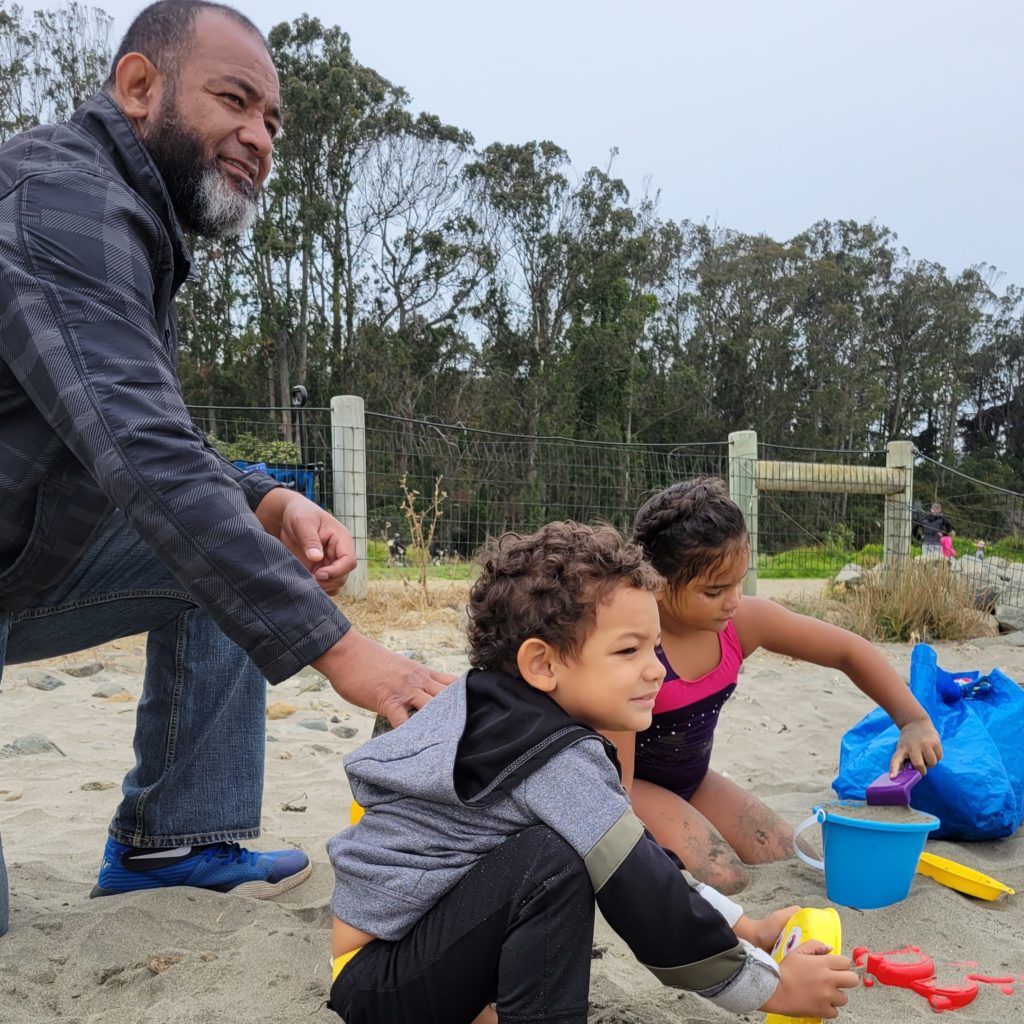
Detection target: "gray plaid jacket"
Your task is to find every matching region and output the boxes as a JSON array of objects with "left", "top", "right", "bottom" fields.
[{"left": 0, "top": 93, "right": 349, "bottom": 682}]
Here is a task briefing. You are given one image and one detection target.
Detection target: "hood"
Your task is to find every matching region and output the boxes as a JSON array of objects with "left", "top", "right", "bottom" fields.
[{"left": 342, "top": 669, "right": 621, "bottom": 810}]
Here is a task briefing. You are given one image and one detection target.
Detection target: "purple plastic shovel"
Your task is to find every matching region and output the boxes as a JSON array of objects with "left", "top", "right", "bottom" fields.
[{"left": 865, "top": 764, "right": 923, "bottom": 806}]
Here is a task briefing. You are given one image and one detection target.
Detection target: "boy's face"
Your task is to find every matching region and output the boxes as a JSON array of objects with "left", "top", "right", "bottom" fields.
[{"left": 537, "top": 584, "right": 666, "bottom": 732}]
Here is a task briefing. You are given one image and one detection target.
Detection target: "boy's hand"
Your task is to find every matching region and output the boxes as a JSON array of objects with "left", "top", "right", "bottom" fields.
[
  {"left": 760, "top": 940, "right": 859, "bottom": 1020},
  {"left": 891, "top": 719, "right": 942, "bottom": 776},
  {"left": 733, "top": 906, "right": 799, "bottom": 953}
]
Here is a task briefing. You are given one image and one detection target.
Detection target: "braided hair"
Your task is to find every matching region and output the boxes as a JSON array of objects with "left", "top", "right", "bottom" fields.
[{"left": 632, "top": 478, "right": 748, "bottom": 588}]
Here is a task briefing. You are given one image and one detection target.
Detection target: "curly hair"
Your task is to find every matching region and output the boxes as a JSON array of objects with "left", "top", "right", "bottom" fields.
[
  {"left": 632, "top": 477, "right": 748, "bottom": 587},
  {"left": 467, "top": 522, "right": 663, "bottom": 677}
]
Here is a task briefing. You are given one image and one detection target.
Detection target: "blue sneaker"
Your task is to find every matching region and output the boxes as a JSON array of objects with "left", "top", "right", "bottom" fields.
[{"left": 90, "top": 838, "right": 312, "bottom": 899}]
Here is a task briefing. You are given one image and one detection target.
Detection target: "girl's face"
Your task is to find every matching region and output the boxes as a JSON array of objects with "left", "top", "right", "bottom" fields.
[{"left": 661, "top": 545, "right": 749, "bottom": 632}]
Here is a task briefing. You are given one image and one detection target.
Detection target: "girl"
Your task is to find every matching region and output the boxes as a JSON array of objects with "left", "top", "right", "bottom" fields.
[{"left": 610, "top": 478, "right": 943, "bottom": 895}]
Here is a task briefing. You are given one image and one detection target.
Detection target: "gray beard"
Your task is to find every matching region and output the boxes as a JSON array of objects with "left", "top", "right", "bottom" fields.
[
  {"left": 143, "top": 93, "right": 261, "bottom": 241},
  {"left": 193, "top": 163, "right": 259, "bottom": 239}
]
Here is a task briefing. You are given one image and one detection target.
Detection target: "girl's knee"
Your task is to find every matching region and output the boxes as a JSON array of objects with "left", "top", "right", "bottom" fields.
[
  {"left": 704, "top": 859, "right": 750, "bottom": 895},
  {"left": 700, "top": 833, "right": 750, "bottom": 894}
]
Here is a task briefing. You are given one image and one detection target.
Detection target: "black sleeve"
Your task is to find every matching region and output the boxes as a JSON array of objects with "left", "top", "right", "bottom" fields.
[{"left": 594, "top": 823, "right": 745, "bottom": 990}]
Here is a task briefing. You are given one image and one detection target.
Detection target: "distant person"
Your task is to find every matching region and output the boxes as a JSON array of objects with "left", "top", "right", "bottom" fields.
[
  {"left": 326, "top": 523, "right": 858, "bottom": 1023},
  {"left": 611, "top": 478, "right": 943, "bottom": 894},
  {"left": 919, "top": 502, "right": 953, "bottom": 557},
  {"left": 974, "top": 539, "right": 987, "bottom": 560},
  {"left": 386, "top": 533, "right": 408, "bottom": 567},
  {"left": 940, "top": 530, "right": 956, "bottom": 560},
  {"left": 0, "top": 0, "right": 448, "bottom": 937}
]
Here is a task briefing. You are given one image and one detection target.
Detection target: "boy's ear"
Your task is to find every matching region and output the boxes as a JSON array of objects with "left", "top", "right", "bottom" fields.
[{"left": 517, "top": 638, "right": 557, "bottom": 693}]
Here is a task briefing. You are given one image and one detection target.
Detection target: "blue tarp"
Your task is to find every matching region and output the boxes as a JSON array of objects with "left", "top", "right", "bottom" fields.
[{"left": 233, "top": 461, "right": 325, "bottom": 507}]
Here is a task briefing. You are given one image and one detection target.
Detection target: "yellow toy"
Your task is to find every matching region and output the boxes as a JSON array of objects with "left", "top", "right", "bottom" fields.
[
  {"left": 350, "top": 800, "right": 364, "bottom": 825},
  {"left": 765, "top": 907, "right": 842, "bottom": 1024},
  {"left": 917, "top": 852, "right": 1016, "bottom": 901}
]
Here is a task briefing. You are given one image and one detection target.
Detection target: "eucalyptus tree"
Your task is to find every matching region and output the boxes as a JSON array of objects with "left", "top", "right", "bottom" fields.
[
  {"left": 354, "top": 114, "right": 488, "bottom": 431},
  {"left": 0, "top": 1, "right": 111, "bottom": 139},
  {"left": 685, "top": 225, "right": 804, "bottom": 440},
  {"left": 561, "top": 164, "right": 660, "bottom": 443},
  {"left": 789, "top": 219, "right": 893, "bottom": 450},
  {"left": 466, "top": 140, "right": 578, "bottom": 438},
  {"left": 965, "top": 285, "right": 1024, "bottom": 457},
  {"left": 259, "top": 16, "right": 415, "bottom": 408}
]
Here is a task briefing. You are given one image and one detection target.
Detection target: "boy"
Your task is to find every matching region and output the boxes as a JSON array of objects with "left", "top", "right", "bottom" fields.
[{"left": 326, "top": 522, "right": 857, "bottom": 1023}]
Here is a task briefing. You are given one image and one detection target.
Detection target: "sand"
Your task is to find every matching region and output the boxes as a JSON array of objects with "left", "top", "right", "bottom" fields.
[{"left": 2, "top": 595, "right": 1023, "bottom": 1023}]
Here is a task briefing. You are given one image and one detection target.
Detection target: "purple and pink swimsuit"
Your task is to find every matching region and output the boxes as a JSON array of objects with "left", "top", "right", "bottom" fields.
[{"left": 634, "top": 622, "right": 743, "bottom": 800}]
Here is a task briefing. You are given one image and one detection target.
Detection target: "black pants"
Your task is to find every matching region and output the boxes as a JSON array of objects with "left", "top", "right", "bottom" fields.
[{"left": 328, "top": 826, "right": 595, "bottom": 1024}]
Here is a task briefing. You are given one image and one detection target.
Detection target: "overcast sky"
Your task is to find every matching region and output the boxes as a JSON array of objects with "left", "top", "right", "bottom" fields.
[{"left": 100, "top": 1, "right": 1024, "bottom": 288}]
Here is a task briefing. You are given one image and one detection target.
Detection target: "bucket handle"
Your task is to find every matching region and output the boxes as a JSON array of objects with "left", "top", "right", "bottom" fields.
[{"left": 793, "top": 809, "right": 826, "bottom": 872}]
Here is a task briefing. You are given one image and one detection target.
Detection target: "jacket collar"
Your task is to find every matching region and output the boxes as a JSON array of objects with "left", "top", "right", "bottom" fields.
[
  {"left": 72, "top": 92, "right": 193, "bottom": 290},
  {"left": 454, "top": 668, "right": 621, "bottom": 805}
]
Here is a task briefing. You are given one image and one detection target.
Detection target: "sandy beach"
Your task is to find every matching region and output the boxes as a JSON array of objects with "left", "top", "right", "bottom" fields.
[{"left": 2, "top": 583, "right": 1023, "bottom": 1023}]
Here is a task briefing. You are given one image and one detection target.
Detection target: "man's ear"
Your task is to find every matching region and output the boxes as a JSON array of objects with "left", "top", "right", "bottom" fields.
[
  {"left": 112, "top": 52, "right": 164, "bottom": 125},
  {"left": 516, "top": 638, "right": 557, "bottom": 693}
]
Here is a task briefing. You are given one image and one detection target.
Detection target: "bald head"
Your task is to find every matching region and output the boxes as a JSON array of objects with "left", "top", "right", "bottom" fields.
[{"left": 104, "top": 0, "right": 267, "bottom": 91}]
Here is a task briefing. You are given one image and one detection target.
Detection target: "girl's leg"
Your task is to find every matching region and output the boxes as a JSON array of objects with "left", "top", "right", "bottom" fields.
[
  {"left": 329, "top": 826, "right": 594, "bottom": 1024},
  {"left": 632, "top": 771, "right": 794, "bottom": 893},
  {"left": 631, "top": 778, "right": 751, "bottom": 894},
  {"left": 688, "top": 770, "right": 794, "bottom": 865}
]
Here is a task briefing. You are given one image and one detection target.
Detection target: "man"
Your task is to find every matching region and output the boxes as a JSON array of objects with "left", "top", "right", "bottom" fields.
[
  {"left": 919, "top": 502, "right": 953, "bottom": 558},
  {"left": 0, "top": 0, "right": 448, "bottom": 937}
]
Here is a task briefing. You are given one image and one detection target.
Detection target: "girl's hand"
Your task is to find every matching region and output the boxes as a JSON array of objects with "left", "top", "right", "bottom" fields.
[
  {"left": 733, "top": 906, "right": 799, "bottom": 953},
  {"left": 891, "top": 719, "right": 943, "bottom": 776}
]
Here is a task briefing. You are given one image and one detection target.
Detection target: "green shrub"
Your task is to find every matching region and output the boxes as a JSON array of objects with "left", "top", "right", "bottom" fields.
[
  {"left": 209, "top": 432, "right": 301, "bottom": 464},
  {"left": 990, "top": 534, "right": 1024, "bottom": 560},
  {"left": 827, "top": 561, "right": 985, "bottom": 643}
]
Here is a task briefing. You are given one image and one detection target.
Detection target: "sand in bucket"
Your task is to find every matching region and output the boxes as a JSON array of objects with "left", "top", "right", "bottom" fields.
[{"left": 794, "top": 800, "right": 939, "bottom": 909}]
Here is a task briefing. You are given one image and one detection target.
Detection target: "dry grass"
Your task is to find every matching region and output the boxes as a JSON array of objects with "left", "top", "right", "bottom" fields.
[
  {"left": 785, "top": 560, "right": 993, "bottom": 643},
  {"left": 339, "top": 578, "right": 471, "bottom": 638}
]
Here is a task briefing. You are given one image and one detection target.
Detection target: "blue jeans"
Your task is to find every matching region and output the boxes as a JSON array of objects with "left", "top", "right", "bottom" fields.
[{"left": 0, "top": 512, "right": 266, "bottom": 936}]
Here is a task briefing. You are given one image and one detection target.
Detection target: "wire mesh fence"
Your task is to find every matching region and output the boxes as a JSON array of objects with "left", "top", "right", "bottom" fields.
[
  {"left": 187, "top": 402, "right": 1024, "bottom": 584},
  {"left": 913, "top": 453, "right": 1024, "bottom": 564},
  {"left": 362, "top": 414, "right": 728, "bottom": 560},
  {"left": 754, "top": 441, "right": 900, "bottom": 579}
]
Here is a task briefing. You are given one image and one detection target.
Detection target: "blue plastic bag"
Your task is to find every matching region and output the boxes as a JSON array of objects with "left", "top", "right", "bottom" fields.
[{"left": 833, "top": 643, "right": 1024, "bottom": 840}]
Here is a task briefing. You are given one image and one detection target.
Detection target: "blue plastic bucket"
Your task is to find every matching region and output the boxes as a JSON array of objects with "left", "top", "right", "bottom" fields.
[{"left": 794, "top": 800, "right": 940, "bottom": 909}]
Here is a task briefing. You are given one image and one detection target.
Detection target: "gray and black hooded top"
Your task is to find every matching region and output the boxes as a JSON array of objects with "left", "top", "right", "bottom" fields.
[
  {"left": 0, "top": 94, "right": 349, "bottom": 681},
  {"left": 329, "top": 669, "right": 781, "bottom": 1014}
]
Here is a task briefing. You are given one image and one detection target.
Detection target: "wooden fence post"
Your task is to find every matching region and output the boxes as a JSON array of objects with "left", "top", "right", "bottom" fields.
[
  {"left": 728, "top": 430, "right": 758, "bottom": 595},
  {"left": 885, "top": 440, "right": 914, "bottom": 564},
  {"left": 331, "top": 395, "right": 368, "bottom": 599}
]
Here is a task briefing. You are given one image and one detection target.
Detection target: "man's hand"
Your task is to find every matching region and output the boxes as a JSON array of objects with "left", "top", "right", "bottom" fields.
[
  {"left": 733, "top": 905, "right": 800, "bottom": 954},
  {"left": 760, "top": 940, "right": 858, "bottom": 1019},
  {"left": 890, "top": 718, "right": 943, "bottom": 776},
  {"left": 255, "top": 488, "right": 356, "bottom": 594},
  {"left": 313, "top": 629, "right": 455, "bottom": 725}
]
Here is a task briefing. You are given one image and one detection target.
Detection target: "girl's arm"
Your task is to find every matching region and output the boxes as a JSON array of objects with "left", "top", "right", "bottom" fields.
[
  {"left": 601, "top": 730, "right": 636, "bottom": 795},
  {"left": 733, "top": 598, "right": 942, "bottom": 775}
]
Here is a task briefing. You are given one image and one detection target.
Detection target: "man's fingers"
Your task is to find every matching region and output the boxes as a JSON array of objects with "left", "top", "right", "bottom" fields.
[
  {"left": 407, "top": 689, "right": 434, "bottom": 711},
  {"left": 383, "top": 700, "right": 411, "bottom": 727}
]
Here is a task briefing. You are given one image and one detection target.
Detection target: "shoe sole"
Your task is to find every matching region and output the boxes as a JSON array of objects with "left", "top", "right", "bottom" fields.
[
  {"left": 90, "top": 859, "right": 313, "bottom": 900},
  {"left": 230, "top": 859, "right": 314, "bottom": 899}
]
